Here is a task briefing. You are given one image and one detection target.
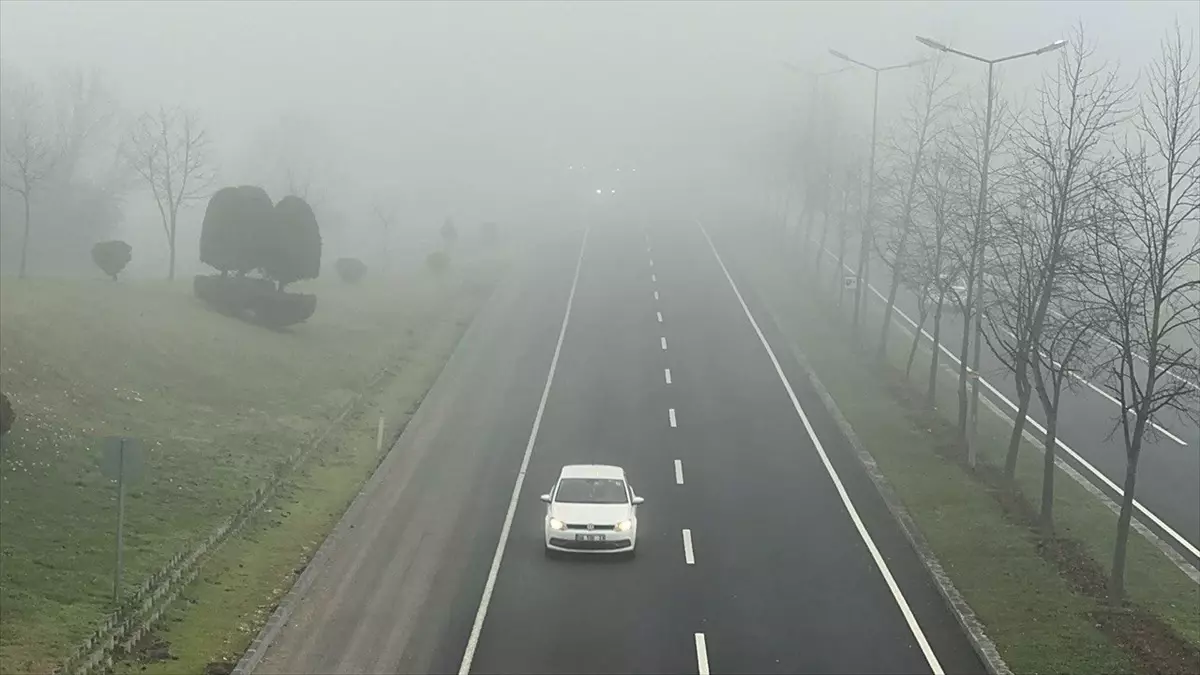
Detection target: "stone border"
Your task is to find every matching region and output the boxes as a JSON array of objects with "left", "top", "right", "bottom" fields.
[{"left": 754, "top": 291, "right": 1011, "bottom": 675}]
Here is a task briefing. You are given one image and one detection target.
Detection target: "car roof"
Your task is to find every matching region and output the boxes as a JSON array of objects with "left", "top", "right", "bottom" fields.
[{"left": 558, "top": 464, "right": 626, "bottom": 480}]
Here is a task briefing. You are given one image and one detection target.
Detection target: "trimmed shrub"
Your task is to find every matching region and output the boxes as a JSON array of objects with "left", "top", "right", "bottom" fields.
[
  {"left": 1, "top": 392, "right": 13, "bottom": 437},
  {"left": 248, "top": 291, "right": 317, "bottom": 328},
  {"left": 262, "top": 196, "right": 322, "bottom": 289},
  {"left": 91, "top": 240, "right": 132, "bottom": 280},
  {"left": 200, "top": 186, "right": 274, "bottom": 276},
  {"left": 426, "top": 250, "right": 450, "bottom": 275},
  {"left": 335, "top": 257, "right": 368, "bottom": 284}
]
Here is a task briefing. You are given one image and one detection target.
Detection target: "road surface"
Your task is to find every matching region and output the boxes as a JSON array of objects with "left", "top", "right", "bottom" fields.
[{"left": 251, "top": 217, "right": 985, "bottom": 674}]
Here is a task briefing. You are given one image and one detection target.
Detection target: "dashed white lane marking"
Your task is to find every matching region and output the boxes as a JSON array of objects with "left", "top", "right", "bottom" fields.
[
  {"left": 650, "top": 259, "right": 655, "bottom": 268},
  {"left": 652, "top": 273, "right": 657, "bottom": 283},
  {"left": 682, "top": 529, "right": 695, "bottom": 564},
  {"left": 457, "top": 228, "right": 589, "bottom": 675},
  {"left": 674, "top": 459, "right": 684, "bottom": 484},
  {"left": 702, "top": 224, "right": 944, "bottom": 674},
  {"left": 657, "top": 311, "right": 664, "bottom": 323},
  {"left": 654, "top": 290, "right": 660, "bottom": 301},
  {"left": 695, "top": 633, "right": 710, "bottom": 675},
  {"left": 669, "top": 408, "right": 677, "bottom": 427},
  {"left": 661, "top": 336, "right": 668, "bottom": 350},
  {"left": 665, "top": 368, "right": 673, "bottom": 384}
]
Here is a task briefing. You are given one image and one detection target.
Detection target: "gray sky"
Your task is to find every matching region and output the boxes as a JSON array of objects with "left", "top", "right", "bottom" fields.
[{"left": 1, "top": 0, "right": 1196, "bottom": 269}]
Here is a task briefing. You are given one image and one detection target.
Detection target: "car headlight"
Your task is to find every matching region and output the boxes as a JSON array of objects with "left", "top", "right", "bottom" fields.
[
  {"left": 614, "top": 519, "right": 633, "bottom": 532},
  {"left": 548, "top": 517, "right": 566, "bottom": 531}
]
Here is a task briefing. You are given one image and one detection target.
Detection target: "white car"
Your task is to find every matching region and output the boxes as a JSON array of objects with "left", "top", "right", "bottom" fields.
[{"left": 541, "top": 464, "right": 643, "bottom": 557}]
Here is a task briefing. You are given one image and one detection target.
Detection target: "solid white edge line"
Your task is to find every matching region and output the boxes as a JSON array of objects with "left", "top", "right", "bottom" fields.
[
  {"left": 682, "top": 528, "right": 696, "bottom": 564},
  {"left": 822, "top": 248, "right": 1200, "bottom": 561},
  {"left": 669, "top": 408, "right": 678, "bottom": 427},
  {"left": 456, "top": 227, "right": 590, "bottom": 675},
  {"left": 695, "top": 633, "right": 710, "bottom": 675},
  {"left": 666, "top": 368, "right": 673, "bottom": 384},
  {"left": 657, "top": 311, "right": 664, "bottom": 323},
  {"left": 661, "top": 336, "right": 668, "bottom": 350},
  {"left": 704, "top": 225, "right": 944, "bottom": 675},
  {"left": 675, "top": 459, "right": 684, "bottom": 484}
]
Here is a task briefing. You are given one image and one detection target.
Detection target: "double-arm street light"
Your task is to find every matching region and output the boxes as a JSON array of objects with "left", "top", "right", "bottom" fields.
[
  {"left": 915, "top": 35, "right": 1066, "bottom": 466},
  {"left": 827, "top": 49, "right": 925, "bottom": 332}
]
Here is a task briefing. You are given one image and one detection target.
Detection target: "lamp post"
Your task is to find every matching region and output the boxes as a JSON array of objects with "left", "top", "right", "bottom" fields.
[
  {"left": 915, "top": 35, "right": 1066, "bottom": 467},
  {"left": 827, "top": 49, "right": 925, "bottom": 332}
]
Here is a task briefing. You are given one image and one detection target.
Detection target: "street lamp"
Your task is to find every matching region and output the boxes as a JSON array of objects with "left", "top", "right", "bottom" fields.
[
  {"left": 915, "top": 35, "right": 1066, "bottom": 467},
  {"left": 827, "top": 48, "right": 925, "bottom": 332}
]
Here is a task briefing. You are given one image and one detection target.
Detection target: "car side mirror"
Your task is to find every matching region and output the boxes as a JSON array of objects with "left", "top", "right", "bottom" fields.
[
  {"left": 540, "top": 494, "right": 551, "bottom": 503},
  {"left": 632, "top": 496, "right": 644, "bottom": 505}
]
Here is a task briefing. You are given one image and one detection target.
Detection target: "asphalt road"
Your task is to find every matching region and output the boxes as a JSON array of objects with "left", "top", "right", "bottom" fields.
[
  {"left": 818, "top": 241, "right": 1200, "bottom": 565},
  {"left": 252, "top": 216, "right": 985, "bottom": 674}
]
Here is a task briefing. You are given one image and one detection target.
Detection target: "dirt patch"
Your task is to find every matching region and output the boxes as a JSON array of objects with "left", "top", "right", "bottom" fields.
[
  {"left": 865, "top": 347, "right": 1200, "bottom": 674},
  {"left": 203, "top": 661, "right": 235, "bottom": 675},
  {"left": 121, "top": 632, "right": 175, "bottom": 665}
]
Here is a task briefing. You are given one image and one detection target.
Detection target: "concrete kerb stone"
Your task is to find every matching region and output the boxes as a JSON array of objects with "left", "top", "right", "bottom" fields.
[{"left": 752, "top": 289, "right": 1012, "bottom": 675}]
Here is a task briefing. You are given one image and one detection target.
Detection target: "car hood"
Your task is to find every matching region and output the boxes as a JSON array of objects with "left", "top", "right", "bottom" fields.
[{"left": 550, "top": 502, "right": 633, "bottom": 525}]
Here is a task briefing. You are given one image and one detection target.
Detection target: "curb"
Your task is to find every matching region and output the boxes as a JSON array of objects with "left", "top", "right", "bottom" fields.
[
  {"left": 232, "top": 271, "right": 509, "bottom": 675},
  {"left": 753, "top": 285, "right": 1012, "bottom": 675}
]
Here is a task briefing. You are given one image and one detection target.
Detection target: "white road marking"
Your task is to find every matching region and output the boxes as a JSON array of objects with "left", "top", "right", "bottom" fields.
[
  {"left": 704, "top": 225, "right": 945, "bottom": 674},
  {"left": 657, "top": 311, "right": 664, "bottom": 323},
  {"left": 650, "top": 259, "right": 655, "bottom": 268},
  {"left": 652, "top": 273, "right": 658, "bottom": 283},
  {"left": 665, "top": 368, "right": 673, "bottom": 384},
  {"left": 682, "top": 528, "right": 695, "bottom": 564},
  {"left": 669, "top": 408, "right": 677, "bottom": 427},
  {"left": 1050, "top": 307, "right": 1200, "bottom": 391},
  {"left": 822, "top": 248, "right": 1200, "bottom": 562},
  {"left": 654, "top": 290, "right": 660, "bottom": 301},
  {"left": 661, "top": 336, "right": 668, "bottom": 350},
  {"left": 695, "top": 633, "right": 710, "bottom": 675},
  {"left": 457, "top": 227, "right": 590, "bottom": 675},
  {"left": 674, "top": 459, "right": 684, "bottom": 484}
]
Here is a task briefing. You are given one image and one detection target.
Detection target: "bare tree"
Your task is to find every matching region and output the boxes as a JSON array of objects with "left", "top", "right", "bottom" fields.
[
  {"left": 1083, "top": 22, "right": 1200, "bottom": 601},
  {"left": 985, "top": 26, "right": 1131, "bottom": 481},
  {"left": 373, "top": 200, "right": 396, "bottom": 273},
  {"left": 126, "top": 106, "right": 215, "bottom": 280},
  {"left": 0, "top": 79, "right": 61, "bottom": 279},
  {"left": 877, "top": 57, "right": 956, "bottom": 361}
]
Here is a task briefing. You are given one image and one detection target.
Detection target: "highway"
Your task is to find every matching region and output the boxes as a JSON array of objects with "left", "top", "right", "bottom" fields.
[
  {"left": 817, "top": 242, "right": 1200, "bottom": 567},
  {"left": 249, "top": 217, "right": 985, "bottom": 674}
]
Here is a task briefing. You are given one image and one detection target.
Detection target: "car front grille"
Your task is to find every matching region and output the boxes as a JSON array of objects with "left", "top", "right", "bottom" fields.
[{"left": 565, "top": 523, "right": 616, "bottom": 531}]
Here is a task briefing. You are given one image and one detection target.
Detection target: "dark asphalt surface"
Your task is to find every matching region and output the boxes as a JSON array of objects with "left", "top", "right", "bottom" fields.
[
  {"left": 253, "top": 216, "right": 986, "bottom": 674},
  {"left": 819, "top": 242, "right": 1200, "bottom": 564}
]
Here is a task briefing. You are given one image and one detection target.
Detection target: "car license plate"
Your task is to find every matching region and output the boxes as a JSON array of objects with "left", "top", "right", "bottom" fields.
[{"left": 575, "top": 533, "right": 604, "bottom": 542}]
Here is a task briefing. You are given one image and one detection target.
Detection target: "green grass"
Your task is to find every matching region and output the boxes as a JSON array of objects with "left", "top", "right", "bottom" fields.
[
  {"left": 0, "top": 259, "right": 502, "bottom": 674},
  {"left": 729, "top": 241, "right": 1190, "bottom": 673}
]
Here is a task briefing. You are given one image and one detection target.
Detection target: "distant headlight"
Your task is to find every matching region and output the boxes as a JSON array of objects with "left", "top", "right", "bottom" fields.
[
  {"left": 548, "top": 517, "right": 566, "bottom": 531},
  {"left": 614, "top": 519, "right": 633, "bottom": 532}
]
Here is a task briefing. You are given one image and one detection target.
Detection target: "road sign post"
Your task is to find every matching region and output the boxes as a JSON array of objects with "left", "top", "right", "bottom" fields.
[{"left": 101, "top": 437, "right": 143, "bottom": 605}]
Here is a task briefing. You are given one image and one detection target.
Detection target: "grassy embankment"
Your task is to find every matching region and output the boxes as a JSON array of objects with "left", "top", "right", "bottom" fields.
[
  {"left": 729, "top": 238, "right": 1198, "bottom": 674},
  {"left": 0, "top": 252, "right": 507, "bottom": 674}
]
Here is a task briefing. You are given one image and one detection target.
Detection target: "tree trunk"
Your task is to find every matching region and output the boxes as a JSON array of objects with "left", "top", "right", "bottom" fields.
[
  {"left": 18, "top": 192, "right": 32, "bottom": 280},
  {"left": 1004, "top": 367, "right": 1032, "bottom": 481},
  {"left": 167, "top": 211, "right": 178, "bottom": 281},
  {"left": 815, "top": 206, "right": 830, "bottom": 277},
  {"left": 1040, "top": 408, "right": 1057, "bottom": 534},
  {"left": 1108, "top": 453, "right": 1141, "bottom": 602},
  {"left": 927, "top": 287, "right": 946, "bottom": 408},
  {"left": 905, "top": 306, "right": 928, "bottom": 376},
  {"left": 879, "top": 229, "right": 911, "bottom": 363},
  {"left": 956, "top": 301, "right": 972, "bottom": 444}
]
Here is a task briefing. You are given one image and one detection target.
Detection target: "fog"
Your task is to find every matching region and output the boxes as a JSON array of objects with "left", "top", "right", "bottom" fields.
[{"left": 1, "top": 0, "right": 1196, "bottom": 278}]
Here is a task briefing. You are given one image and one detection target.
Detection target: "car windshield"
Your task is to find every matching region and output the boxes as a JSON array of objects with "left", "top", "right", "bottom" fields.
[{"left": 554, "top": 478, "right": 628, "bottom": 504}]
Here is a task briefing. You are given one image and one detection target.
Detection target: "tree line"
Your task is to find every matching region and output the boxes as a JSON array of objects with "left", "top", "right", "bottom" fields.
[{"left": 784, "top": 22, "right": 1198, "bottom": 601}]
